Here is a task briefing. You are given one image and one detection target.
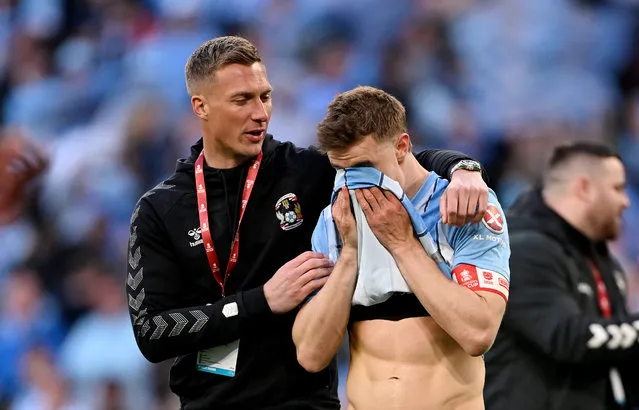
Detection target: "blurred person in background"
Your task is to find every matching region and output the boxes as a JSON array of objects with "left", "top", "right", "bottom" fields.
[
  {"left": 0, "top": 131, "right": 47, "bottom": 226},
  {"left": 484, "top": 142, "right": 639, "bottom": 410},
  {"left": 0, "top": 265, "right": 65, "bottom": 407},
  {"left": 0, "top": 131, "right": 47, "bottom": 286},
  {"left": 10, "top": 345, "right": 82, "bottom": 410},
  {"left": 126, "top": 35, "right": 490, "bottom": 410},
  {"left": 59, "top": 261, "right": 153, "bottom": 410},
  {"left": 98, "top": 381, "right": 126, "bottom": 410}
]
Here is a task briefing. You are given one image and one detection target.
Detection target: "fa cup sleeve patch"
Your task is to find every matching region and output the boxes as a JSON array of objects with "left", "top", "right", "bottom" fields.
[{"left": 453, "top": 264, "right": 509, "bottom": 302}]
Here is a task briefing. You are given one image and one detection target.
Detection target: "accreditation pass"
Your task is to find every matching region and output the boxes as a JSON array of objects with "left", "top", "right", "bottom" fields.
[{"left": 196, "top": 340, "right": 239, "bottom": 377}]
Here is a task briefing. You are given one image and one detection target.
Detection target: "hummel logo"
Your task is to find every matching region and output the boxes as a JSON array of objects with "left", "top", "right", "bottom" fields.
[{"left": 188, "top": 227, "right": 203, "bottom": 247}]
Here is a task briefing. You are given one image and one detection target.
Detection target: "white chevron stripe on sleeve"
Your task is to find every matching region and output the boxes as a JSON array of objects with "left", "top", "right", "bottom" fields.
[
  {"left": 130, "top": 206, "right": 140, "bottom": 224},
  {"left": 128, "top": 288, "right": 145, "bottom": 311},
  {"left": 129, "top": 226, "right": 138, "bottom": 250},
  {"left": 129, "top": 246, "right": 141, "bottom": 270},
  {"left": 151, "top": 316, "right": 168, "bottom": 340},
  {"left": 587, "top": 323, "right": 608, "bottom": 349},
  {"left": 131, "top": 308, "right": 147, "bottom": 326},
  {"left": 140, "top": 320, "right": 151, "bottom": 337},
  {"left": 607, "top": 325, "right": 623, "bottom": 349},
  {"left": 189, "top": 310, "right": 209, "bottom": 333},
  {"left": 169, "top": 313, "right": 188, "bottom": 337},
  {"left": 127, "top": 268, "right": 143, "bottom": 290},
  {"left": 619, "top": 323, "right": 637, "bottom": 349}
]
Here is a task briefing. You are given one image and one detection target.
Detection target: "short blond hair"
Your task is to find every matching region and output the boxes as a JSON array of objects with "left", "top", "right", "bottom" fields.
[{"left": 185, "top": 36, "right": 262, "bottom": 95}]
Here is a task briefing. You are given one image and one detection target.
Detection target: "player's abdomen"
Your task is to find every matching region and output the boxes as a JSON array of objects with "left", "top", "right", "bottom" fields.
[{"left": 347, "top": 317, "right": 485, "bottom": 410}]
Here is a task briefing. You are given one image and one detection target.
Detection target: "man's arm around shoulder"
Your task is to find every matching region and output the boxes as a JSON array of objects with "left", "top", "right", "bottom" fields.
[{"left": 415, "top": 149, "right": 489, "bottom": 225}]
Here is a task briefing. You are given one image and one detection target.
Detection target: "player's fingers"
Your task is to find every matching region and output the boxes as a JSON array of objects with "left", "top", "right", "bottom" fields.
[
  {"left": 369, "top": 187, "right": 388, "bottom": 207},
  {"left": 339, "top": 186, "right": 352, "bottom": 213},
  {"left": 297, "top": 257, "right": 334, "bottom": 276},
  {"left": 302, "top": 275, "right": 329, "bottom": 294},
  {"left": 382, "top": 189, "right": 403, "bottom": 211},
  {"left": 468, "top": 190, "right": 482, "bottom": 224},
  {"left": 289, "top": 251, "right": 329, "bottom": 269},
  {"left": 458, "top": 189, "right": 472, "bottom": 225},
  {"left": 472, "top": 190, "right": 489, "bottom": 224},
  {"left": 382, "top": 189, "right": 395, "bottom": 202},
  {"left": 440, "top": 190, "right": 448, "bottom": 224},
  {"left": 361, "top": 188, "right": 380, "bottom": 211},
  {"left": 334, "top": 186, "right": 346, "bottom": 209},
  {"left": 446, "top": 188, "right": 459, "bottom": 226},
  {"left": 334, "top": 187, "right": 354, "bottom": 226},
  {"left": 332, "top": 191, "right": 341, "bottom": 218},
  {"left": 464, "top": 189, "right": 479, "bottom": 224},
  {"left": 300, "top": 266, "right": 333, "bottom": 284},
  {"left": 355, "top": 189, "right": 372, "bottom": 217}
]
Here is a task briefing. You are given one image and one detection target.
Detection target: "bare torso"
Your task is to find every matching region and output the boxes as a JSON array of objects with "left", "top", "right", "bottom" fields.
[{"left": 346, "top": 317, "right": 485, "bottom": 410}]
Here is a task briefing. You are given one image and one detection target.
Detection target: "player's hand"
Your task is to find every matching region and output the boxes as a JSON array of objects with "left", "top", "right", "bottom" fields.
[
  {"left": 355, "top": 187, "right": 416, "bottom": 254},
  {"left": 264, "top": 251, "right": 333, "bottom": 314},
  {"left": 332, "top": 186, "right": 357, "bottom": 250},
  {"left": 441, "top": 169, "right": 487, "bottom": 226},
  {"left": 0, "top": 134, "right": 48, "bottom": 225}
]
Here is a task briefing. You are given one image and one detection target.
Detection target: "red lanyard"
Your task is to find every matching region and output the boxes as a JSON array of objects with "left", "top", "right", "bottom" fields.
[
  {"left": 194, "top": 150, "right": 262, "bottom": 296},
  {"left": 590, "top": 260, "right": 612, "bottom": 318}
]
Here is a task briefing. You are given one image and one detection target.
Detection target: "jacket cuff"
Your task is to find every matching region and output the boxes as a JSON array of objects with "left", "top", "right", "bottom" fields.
[{"left": 240, "top": 286, "right": 273, "bottom": 318}]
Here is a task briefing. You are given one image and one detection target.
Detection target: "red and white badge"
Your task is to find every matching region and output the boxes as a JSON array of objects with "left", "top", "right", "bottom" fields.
[
  {"left": 482, "top": 204, "right": 504, "bottom": 234},
  {"left": 453, "top": 264, "right": 509, "bottom": 302}
]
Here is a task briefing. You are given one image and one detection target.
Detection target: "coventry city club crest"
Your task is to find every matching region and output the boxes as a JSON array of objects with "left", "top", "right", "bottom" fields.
[{"left": 275, "top": 193, "right": 304, "bottom": 231}]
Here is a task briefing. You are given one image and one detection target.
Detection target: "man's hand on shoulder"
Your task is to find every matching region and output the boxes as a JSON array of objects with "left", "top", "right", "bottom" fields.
[
  {"left": 264, "top": 252, "right": 333, "bottom": 313},
  {"left": 441, "top": 169, "right": 488, "bottom": 226}
]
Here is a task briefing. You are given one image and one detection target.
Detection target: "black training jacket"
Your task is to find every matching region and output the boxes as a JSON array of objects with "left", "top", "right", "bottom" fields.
[
  {"left": 484, "top": 188, "right": 639, "bottom": 410},
  {"left": 126, "top": 135, "right": 479, "bottom": 410}
]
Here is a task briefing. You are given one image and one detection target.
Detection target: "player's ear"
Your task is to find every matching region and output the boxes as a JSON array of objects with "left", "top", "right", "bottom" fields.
[
  {"left": 395, "top": 133, "right": 411, "bottom": 163},
  {"left": 191, "top": 94, "right": 209, "bottom": 120}
]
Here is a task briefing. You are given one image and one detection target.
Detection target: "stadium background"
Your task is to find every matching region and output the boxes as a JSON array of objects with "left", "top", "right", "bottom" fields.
[{"left": 1, "top": 0, "right": 639, "bottom": 408}]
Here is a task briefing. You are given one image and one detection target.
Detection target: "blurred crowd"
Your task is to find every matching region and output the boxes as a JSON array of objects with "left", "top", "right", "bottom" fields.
[{"left": 1, "top": 0, "right": 639, "bottom": 408}]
